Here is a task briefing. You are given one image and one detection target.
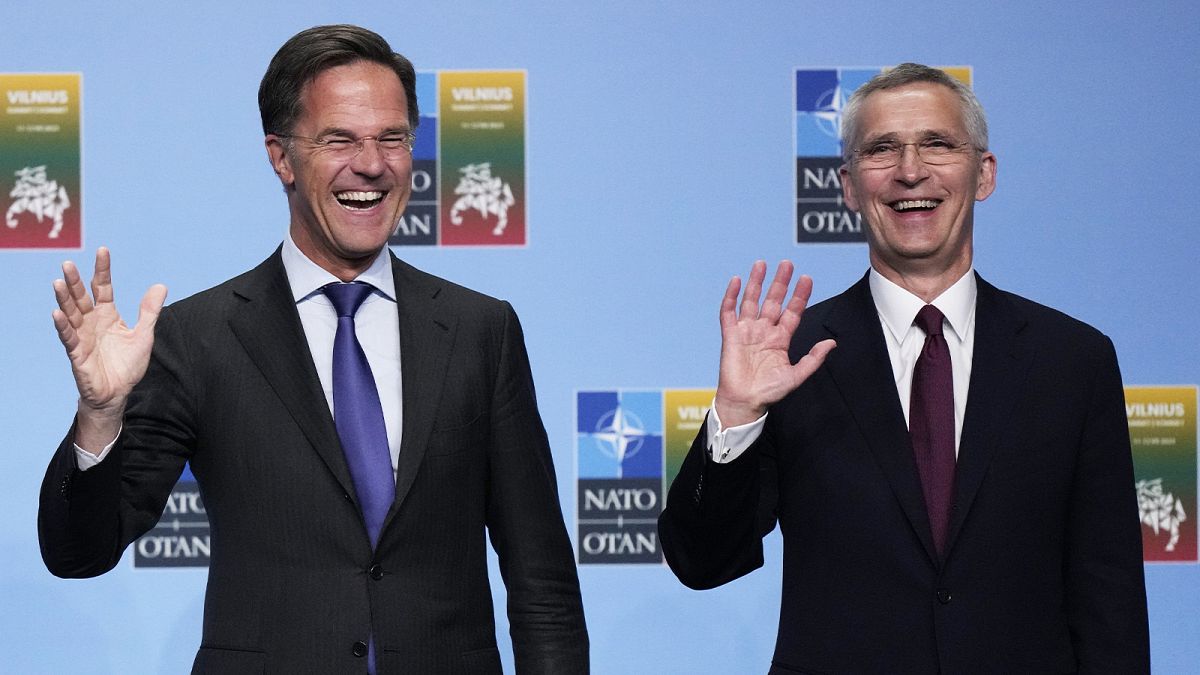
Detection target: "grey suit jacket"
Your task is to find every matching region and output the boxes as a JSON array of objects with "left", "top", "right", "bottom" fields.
[
  {"left": 40, "top": 249, "right": 588, "bottom": 674},
  {"left": 660, "top": 273, "right": 1149, "bottom": 674}
]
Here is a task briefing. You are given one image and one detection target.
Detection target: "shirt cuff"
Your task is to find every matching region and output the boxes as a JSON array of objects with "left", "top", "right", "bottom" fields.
[
  {"left": 73, "top": 428, "right": 121, "bottom": 471},
  {"left": 706, "top": 399, "right": 766, "bottom": 464}
]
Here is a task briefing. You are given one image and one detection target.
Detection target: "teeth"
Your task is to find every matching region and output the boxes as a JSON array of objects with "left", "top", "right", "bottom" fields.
[
  {"left": 892, "top": 199, "right": 939, "bottom": 212},
  {"left": 335, "top": 191, "right": 383, "bottom": 202}
]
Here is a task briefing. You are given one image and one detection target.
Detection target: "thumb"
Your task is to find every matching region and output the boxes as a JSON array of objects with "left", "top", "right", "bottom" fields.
[
  {"left": 134, "top": 284, "right": 168, "bottom": 337},
  {"left": 788, "top": 338, "right": 837, "bottom": 386}
]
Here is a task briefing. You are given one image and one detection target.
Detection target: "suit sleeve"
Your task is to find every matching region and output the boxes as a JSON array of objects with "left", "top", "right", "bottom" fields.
[
  {"left": 658, "top": 414, "right": 780, "bottom": 590},
  {"left": 38, "top": 306, "right": 196, "bottom": 578},
  {"left": 484, "top": 302, "right": 589, "bottom": 674},
  {"left": 1065, "top": 336, "right": 1150, "bottom": 673}
]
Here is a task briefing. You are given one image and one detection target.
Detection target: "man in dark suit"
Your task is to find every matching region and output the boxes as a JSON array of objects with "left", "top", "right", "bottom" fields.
[
  {"left": 38, "top": 25, "right": 587, "bottom": 674},
  {"left": 659, "top": 64, "right": 1149, "bottom": 673}
]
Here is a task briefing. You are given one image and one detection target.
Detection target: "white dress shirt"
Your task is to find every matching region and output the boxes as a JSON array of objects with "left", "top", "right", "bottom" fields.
[
  {"left": 77, "top": 234, "right": 405, "bottom": 481},
  {"left": 282, "top": 234, "right": 404, "bottom": 480},
  {"left": 708, "top": 268, "right": 977, "bottom": 463}
]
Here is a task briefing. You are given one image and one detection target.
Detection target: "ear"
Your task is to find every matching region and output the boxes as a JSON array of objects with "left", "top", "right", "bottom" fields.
[
  {"left": 265, "top": 135, "right": 296, "bottom": 187},
  {"left": 839, "top": 163, "right": 860, "bottom": 212},
  {"left": 974, "top": 151, "right": 997, "bottom": 202}
]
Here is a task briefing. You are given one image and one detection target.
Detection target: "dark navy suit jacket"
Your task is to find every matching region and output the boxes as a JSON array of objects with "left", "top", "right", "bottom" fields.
[
  {"left": 660, "top": 273, "right": 1149, "bottom": 674},
  {"left": 40, "top": 250, "right": 589, "bottom": 674}
]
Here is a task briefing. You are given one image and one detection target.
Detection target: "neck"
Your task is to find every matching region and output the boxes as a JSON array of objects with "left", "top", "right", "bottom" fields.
[
  {"left": 322, "top": 258, "right": 377, "bottom": 283},
  {"left": 289, "top": 227, "right": 381, "bottom": 282},
  {"left": 869, "top": 254, "right": 971, "bottom": 304}
]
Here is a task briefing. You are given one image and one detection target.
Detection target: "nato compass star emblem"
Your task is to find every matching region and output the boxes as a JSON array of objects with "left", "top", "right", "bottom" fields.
[
  {"left": 592, "top": 406, "right": 647, "bottom": 477},
  {"left": 810, "top": 83, "right": 847, "bottom": 142}
]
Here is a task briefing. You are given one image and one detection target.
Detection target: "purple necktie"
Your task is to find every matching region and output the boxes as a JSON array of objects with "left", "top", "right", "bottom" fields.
[
  {"left": 323, "top": 282, "right": 395, "bottom": 549},
  {"left": 324, "top": 282, "right": 393, "bottom": 674},
  {"left": 910, "top": 304, "right": 956, "bottom": 557}
]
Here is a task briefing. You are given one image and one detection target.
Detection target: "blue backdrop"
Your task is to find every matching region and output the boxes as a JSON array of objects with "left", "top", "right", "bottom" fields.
[{"left": 2, "top": 2, "right": 1197, "bottom": 672}]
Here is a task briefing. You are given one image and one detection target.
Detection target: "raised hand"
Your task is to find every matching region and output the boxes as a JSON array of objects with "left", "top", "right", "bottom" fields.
[
  {"left": 713, "top": 260, "right": 836, "bottom": 427},
  {"left": 51, "top": 247, "right": 167, "bottom": 452}
]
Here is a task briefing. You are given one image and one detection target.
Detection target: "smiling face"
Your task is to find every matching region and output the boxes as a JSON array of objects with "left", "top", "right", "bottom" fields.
[
  {"left": 265, "top": 60, "right": 413, "bottom": 280},
  {"left": 840, "top": 82, "right": 996, "bottom": 295}
]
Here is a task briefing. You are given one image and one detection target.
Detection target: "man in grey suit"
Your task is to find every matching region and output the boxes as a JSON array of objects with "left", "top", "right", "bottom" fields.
[
  {"left": 659, "top": 64, "right": 1149, "bottom": 673},
  {"left": 39, "top": 24, "right": 587, "bottom": 674}
]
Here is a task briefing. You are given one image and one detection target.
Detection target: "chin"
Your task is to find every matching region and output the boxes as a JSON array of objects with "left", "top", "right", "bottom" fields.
[{"left": 333, "top": 232, "right": 391, "bottom": 255}]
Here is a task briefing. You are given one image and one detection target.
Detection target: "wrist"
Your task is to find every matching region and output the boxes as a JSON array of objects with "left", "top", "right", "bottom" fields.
[
  {"left": 75, "top": 400, "right": 125, "bottom": 455},
  {"left": 713, "top": 393, "right": 765, "bottom": 429}
]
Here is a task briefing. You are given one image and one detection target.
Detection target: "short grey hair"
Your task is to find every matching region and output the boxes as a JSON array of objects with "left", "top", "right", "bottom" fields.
[{"left": 840, "top": 63, "right": 988, "bottom": 161}]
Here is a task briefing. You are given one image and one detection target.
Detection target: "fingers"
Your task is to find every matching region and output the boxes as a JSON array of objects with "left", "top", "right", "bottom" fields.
[
  {"left": 51, "top": 307, "right": 79, "bottom": 354},
  {"left": 53, "top": 264, "right": 90, "bottom": 361},
  {"left": 719, "top": 275, "right": 741, "bottom": 331},
  {"left": 54, "top": 273, "right": 85, "bottom": 336},
  {"left": 56, "top": 247, "right": 115, "bottom": 325},
  {"left": 59, "top": 259, "right": 95, "bottom": 320},
  {"left": 759, "top": 261, "right": 795, "bottom": 323},
  {"left": 738, "top": 260, "right": 767, "bottom": 320},
  {"left": 725, "top": 261, "right": 813, "bottom": 330},
  {"left": 777, "top": 274, "right": 815, "bottom": 335},
  {"left": 91, "top": 246, "right": 114, "bottom": 305}
]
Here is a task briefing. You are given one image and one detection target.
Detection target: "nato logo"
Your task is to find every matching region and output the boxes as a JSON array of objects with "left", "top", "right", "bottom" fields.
[
  {"left": 576, "top": 391, "right": 664, "bottom": 564},
  {"left": 793, "top": 68, "right": 881, "bottom": 244},
  {"left": 134, "top": 464, "right": 210, "bottom": 568}
]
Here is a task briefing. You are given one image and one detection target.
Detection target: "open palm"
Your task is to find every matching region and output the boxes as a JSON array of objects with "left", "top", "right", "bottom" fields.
[
  {"left": 714, "top": 261, "right": 835, "bottom": 427},
  {"left": 51, "top": 248, "right": 166, "bottom": 446}
]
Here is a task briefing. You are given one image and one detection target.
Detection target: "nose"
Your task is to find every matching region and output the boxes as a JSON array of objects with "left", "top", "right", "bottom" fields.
[
  {"left": 894, "top": 143, "right": 930, "bottom": 186},
  {"left": 349, "top": 138, "right": 387, "bottom": 177}
]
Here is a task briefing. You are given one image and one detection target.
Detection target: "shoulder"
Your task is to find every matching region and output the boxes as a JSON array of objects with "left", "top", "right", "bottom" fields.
[
  {"left": 390, "top": 257, "right": 524, "bottom": 351},
  {"left": 981, "top": 279, "right": 1113, "bottom": 353},
  {"left": 799, "top": 285, "right": 851, "bottom": 325},
  {"left": 158, "top": 250, "right": 519, "bottom": 328},
  {"left": 158, "top": 254, "right": 285, "bottom": 322},
  {"left": 393, "top": 256, "right": 509, "bottom": 313}
]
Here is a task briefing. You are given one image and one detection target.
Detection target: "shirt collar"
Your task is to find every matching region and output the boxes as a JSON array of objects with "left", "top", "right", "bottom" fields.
[
  {"left": 280, "top": 231, "right": 397, "bottom": 303},
  {"left": 869, "top": 267, "right": 977, "bottom": 345}
]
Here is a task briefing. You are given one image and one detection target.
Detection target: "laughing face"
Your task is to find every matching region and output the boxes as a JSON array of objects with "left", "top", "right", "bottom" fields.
[
  {"left": 266, "top": 60, "right": 413, "bottom": 280},
  {"left": 840, "top": 82, "right": 996, "bottom": 290}
]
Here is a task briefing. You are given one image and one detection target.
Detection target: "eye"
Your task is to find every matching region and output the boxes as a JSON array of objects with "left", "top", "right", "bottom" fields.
[
  {"left": 378, "top": 133, "right": 411, "bottom": 149},
  {"left": 922, "top": 138, "right": 954, "bottom": 150},
  {"left": 862, "top": 141, "right": 898, "bottom": 156},
  {"left": 320, "top": 137, "right": 355, "bottom": 149}
]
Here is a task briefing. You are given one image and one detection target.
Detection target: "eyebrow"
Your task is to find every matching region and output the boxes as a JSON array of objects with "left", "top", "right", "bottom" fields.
[
  {"left": 314, "top": 125, "right": 413, "bottom": 138},
  {"left": 861, "top": 128, "right": 959, "bottom": 144}
]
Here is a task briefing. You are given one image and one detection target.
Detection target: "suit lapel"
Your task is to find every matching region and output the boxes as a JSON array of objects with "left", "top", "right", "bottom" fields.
[
  {"left": 821, "top": 275, "right": 940, "bottom": 564},
  {"left": 227, "top": 250, "right": 355, "bottom": 499},
  {"left": 387, "top": 255, "right": 457, "bottom": 521},
  {"left": 944, "top": 274, "right": 1032, "bottom": 554}
]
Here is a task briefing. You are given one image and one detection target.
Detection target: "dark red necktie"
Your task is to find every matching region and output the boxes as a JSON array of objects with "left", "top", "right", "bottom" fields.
[{"left": 910, "top": 304, "right": 956, "bottom": 557}]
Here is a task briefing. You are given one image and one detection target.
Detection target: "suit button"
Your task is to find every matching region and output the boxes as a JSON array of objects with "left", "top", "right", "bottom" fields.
[
  {"left": 936, "top": 589, "right": 952, "bottom": 604},
  {"left": 352, "top": 641, "right": 368, "bottom": 657},
  {"left": 369, "top": 564, "right": 384, "bottom": 580},
  {"left": 343, "top": 492, "right": 353, "bottom": 503}
]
